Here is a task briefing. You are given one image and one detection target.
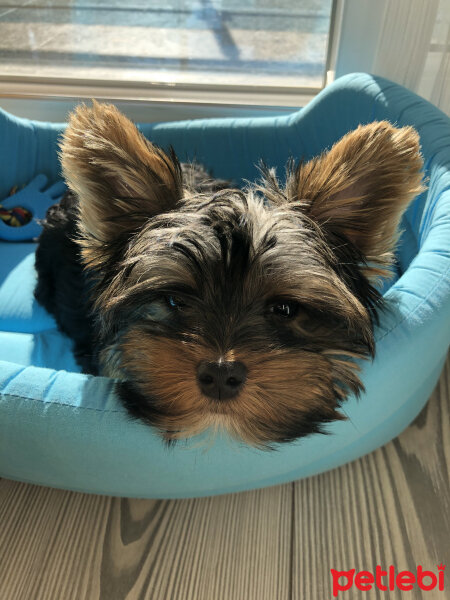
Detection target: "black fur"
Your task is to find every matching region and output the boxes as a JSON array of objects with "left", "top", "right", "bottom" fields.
[{"left": 34, "top": 192, "right": 98, "bottom": 373}]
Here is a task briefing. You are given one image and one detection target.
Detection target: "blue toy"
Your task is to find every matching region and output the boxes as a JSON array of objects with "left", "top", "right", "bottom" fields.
[
  {"left": 0, "top": 73, "right": 449, "bottom": 498},
  {"left": 0, "top": 174, "right": 66, "bottom": 241}
]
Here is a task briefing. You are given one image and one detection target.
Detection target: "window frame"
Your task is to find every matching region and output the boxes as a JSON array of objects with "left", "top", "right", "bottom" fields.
[{"left": 0, "top": 0, "right": 343, "bottom": 121}]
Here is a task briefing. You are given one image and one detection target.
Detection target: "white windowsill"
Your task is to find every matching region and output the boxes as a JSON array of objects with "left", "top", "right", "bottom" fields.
[{"left": 0, "top": 75, "right": 316, "bottom": 123}]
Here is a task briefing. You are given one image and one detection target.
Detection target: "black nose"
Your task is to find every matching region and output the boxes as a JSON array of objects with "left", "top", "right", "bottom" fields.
[{"left": 197, "top": 361, "right": 247, "bottom": 400}]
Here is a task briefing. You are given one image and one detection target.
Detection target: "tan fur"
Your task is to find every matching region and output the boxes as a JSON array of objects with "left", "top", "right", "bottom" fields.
[
  {"left": 120, "top": 332, "right": 349, "bottom": 446},
  {"left": 290, "top": 121, "right": 425, "bottom": 269},
  {"left": 59, "top": 101, "right": 182, "bottom": 267}
]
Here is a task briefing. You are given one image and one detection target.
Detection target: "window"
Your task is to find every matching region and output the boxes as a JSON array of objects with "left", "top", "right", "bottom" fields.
[{"left": 0, "top": 0, "right": 335, "bottom": 106}]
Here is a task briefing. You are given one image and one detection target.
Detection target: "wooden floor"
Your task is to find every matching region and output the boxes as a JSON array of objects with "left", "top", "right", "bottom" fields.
[{"left": 0, "top": 357, "right": 448, "bottom": 600}]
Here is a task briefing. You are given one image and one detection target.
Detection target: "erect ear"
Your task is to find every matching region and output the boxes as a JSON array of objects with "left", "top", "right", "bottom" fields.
[
  {"left": 289, "top": 121, "right": 425, "bottom": 271},
  {"left": 59, "top": 100, "right": 182, "bottom": 265}
]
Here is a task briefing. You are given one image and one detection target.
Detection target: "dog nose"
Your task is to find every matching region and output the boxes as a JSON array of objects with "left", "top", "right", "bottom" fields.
[{"left": 197, "top": 361, "right": 247, "bottom": 400}]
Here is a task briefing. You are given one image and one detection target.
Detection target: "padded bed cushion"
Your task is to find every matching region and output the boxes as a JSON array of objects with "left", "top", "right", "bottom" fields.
[{"left": 0, "top": 72, "right": 449, "bottom": 498}]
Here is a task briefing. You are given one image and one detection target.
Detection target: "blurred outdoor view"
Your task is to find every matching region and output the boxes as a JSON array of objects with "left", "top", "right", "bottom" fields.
[{"left": 0, "top": 0, "right": 333, "bottom": 87}]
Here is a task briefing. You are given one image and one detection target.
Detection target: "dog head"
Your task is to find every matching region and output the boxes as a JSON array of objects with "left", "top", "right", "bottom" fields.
[{"left": 60, "top": 102, "right": 424, "bottom": 446}]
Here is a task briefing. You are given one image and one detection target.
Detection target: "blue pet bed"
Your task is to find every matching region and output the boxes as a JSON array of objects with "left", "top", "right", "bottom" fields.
[{"left": 0, "top": 73, "right": 449, "bottom": 498}]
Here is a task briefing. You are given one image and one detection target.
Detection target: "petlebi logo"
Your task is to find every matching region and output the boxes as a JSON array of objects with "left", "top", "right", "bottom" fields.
[{"left": 330, "top": 564, "right": 445, "bottom": 597}]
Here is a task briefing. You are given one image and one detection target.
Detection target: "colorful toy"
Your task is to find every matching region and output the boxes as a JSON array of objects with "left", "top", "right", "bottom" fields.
[
  {"left": 0, "top": 184, "right": 33, "bottom": 227},
  {"left": 0, "top": 174, "right": 66, "bottom": 241}
]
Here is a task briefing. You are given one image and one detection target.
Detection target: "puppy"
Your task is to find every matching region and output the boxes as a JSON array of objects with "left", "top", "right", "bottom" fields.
[{"left": 35, "top": 102, "right": 424, "bottom": 446}]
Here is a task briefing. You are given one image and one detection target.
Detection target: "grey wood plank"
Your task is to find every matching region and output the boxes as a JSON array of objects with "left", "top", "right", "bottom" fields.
[
  {"left": 292, "top": 356, "right": 450, "bottom": 600},
  {"left": 0, "top": 356, "right": 448, "bottom": 600},
  {"left": 0, "top": 482, "right": 293, "bottom": 599}
]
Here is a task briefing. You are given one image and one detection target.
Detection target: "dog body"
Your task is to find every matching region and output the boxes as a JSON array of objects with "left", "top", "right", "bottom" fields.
[{"left": 35, "top": 103, "right": 424, "bottom": 446}]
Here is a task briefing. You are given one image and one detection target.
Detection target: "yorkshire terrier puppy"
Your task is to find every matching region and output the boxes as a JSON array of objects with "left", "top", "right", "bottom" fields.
[{"left": 34, "top": 101, "right": 424, "bottom": 446}]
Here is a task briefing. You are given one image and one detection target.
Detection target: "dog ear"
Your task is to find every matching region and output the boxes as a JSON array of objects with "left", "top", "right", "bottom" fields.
[
  {"left": 60, "top": 101, "right": 183, "bottom": 264},
  {"left": 288, "top": 121, "right": 424, "bottom": 272}
]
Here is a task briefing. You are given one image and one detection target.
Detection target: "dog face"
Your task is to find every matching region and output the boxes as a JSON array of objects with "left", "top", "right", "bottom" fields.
[{"left": 60, "top": 102, "right": 424, "bottom": 447}]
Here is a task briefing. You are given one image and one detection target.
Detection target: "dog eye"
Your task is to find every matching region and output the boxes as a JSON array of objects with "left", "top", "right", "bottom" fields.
[
  {"left": 269, "top": 300, "right": 299, "bottom": 319},
  {"left": 165, "top": 295, "right": 186, "bottom": 310}
]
